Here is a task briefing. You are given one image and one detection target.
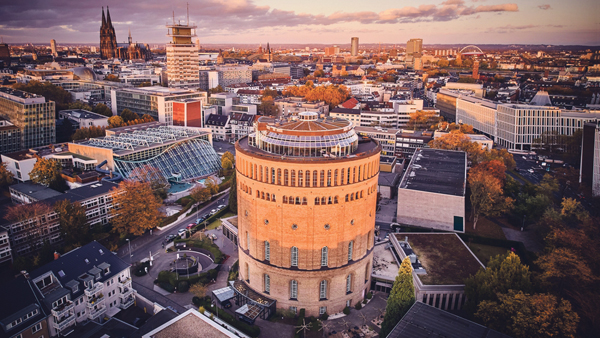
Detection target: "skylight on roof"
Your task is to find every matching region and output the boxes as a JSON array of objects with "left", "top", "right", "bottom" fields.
[
  {"left": 99, "top": 249, "right": 104, "bottom": 255},
  {"left": 84, "top": 259, "right": 89, "bottom": 264},
  {"left": 58, "top": 270, "right": 65, "bottom": 278}
]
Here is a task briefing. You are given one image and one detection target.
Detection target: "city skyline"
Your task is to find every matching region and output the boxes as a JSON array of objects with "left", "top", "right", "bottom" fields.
[{"left": 0, "top": 0, "right": 598, "bottom": 45}]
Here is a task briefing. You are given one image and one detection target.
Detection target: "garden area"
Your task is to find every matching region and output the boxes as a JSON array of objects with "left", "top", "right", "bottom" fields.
[{"left": 193, "top": 296, "right": 261, "bottom": 338}]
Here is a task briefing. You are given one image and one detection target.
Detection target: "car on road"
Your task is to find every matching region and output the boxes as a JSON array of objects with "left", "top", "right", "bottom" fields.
[
  {"left": 209, "top": 209, "right": 217, "bottom": 215},
  {"left": 528, "top": 169, "right": 534, "bottom": 173},
  {"left": 177, "top": 229, "right": 186, "bottom": 237},
  {"left": 217, "top": 204, "right": 226, "bottom": 210},
  {"left": 186, "top": 223, "right": 195, "bottom": 230},
  {"left": 165, "top": 234, "right": 176, "bottom": 243}
]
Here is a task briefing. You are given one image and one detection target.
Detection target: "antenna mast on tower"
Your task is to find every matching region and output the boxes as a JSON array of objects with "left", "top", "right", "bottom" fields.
[{"left": 187, "top": 2, "right": 189, "bottom": 25}]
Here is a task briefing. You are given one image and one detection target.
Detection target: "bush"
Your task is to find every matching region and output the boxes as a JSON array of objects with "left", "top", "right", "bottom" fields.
[
  {"left": 159, "top": 281, "right": 175, "bottom": 293},
  {"left": 319, "top": 312, "right": 329, "bottom": 321},
  {"left": 355, "top": 302, "right": 362, "bottom": 310},
  {"left": 198, "top": 306, "right": 205, "bottom": 313},
  {"left": 362, "top": 299, "right": 367, "bottom": 304},
  {"left": 192, "top": 296, "right": 202, "bottom": 306},
  {"left": 366, "top": 292, "right": 373, "bottom": 299},
  {"left": 343, "top": 306, "right": 351, "bottom": 315},
  {"left": 178, "top": 281, "right": 189, "bottom": 293}
]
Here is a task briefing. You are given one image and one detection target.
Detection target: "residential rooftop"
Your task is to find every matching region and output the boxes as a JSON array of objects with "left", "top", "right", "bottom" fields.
[
  {"left": 143, "top": 309, "right": 238, "bottom": 338},
  {"left": 10, "top": 182, "right": 63, "bottom": 201},
  {"left": 371, "top": 243, "right": 400, "bottom": 281},
  {"left": 395, "top": 233, "right": 484, "bottom": 285},
  {"left": 399, "top": 148, "right": 467, "bottom": 197},
  {"left": 59, "top": 109, "right": 109, "bottom": 120}
]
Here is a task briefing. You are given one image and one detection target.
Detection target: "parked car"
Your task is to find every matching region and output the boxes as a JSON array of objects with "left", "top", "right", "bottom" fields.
[
  {"left": 217, "top": 204, "right": 226, "bottom": 210},
  {"left": 528, "top": 169, "right": 534, "bottom": 173},
  {"left": 165, "top": 234, "right": 176, "bottom": 243},
  {"left": 186, "top": 223, "right": 195, "bottom": 230},
  {"left": 166, "top": 306, "right": 178, "bottom": 314},
  {"left": 177, "top": 229, "right": 186, "bottom": 237},
  {"left": 209, "top": 209, "right": 217, "bottom": 215},
  {"left": 222, "top": 300, "right": 232, "bottom": 309}
]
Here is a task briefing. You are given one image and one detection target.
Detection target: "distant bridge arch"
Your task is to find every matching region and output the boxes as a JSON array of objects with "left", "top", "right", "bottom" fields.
[{"left": 459, "top": 45, "right": 484, "bottom": 55}]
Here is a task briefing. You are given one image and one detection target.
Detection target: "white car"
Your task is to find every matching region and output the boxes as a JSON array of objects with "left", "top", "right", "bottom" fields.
[
  {"left": 218, "top": 204, "right": 226, "bottom": 209},
  {"left": 177, "top": 229, "right": 186, "bottom": 237},
  {"left": 528, "top": 169, "right": 534, "bottom": 173}
]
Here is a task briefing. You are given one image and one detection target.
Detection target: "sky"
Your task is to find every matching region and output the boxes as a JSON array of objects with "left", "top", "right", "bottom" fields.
[{"left": 0, "top": 0, "right": 598, "bottom": 46}]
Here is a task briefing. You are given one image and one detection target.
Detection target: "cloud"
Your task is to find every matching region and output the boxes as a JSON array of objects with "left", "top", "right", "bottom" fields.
[
  {"left": 487, "top": 24, "right": 538, "bottom": 33},
  {"left": 538, "top": 4, "right": 552, "bottom": 10}
]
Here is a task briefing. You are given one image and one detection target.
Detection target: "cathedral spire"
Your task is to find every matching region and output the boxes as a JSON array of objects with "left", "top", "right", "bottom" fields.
[
  {"left": 106, "top": 6, "right": 113, "bottom": 27},
  {"left": 128, "top": 27, "right": 132, "bottom": 44},
  {"left": 102, "top": 7, "right": 106, "bottom": 27}
]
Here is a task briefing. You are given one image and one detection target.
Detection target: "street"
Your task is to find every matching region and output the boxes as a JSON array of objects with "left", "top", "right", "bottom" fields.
[{"left": 118, "top": 192, "right": 230, "bottom": 264}]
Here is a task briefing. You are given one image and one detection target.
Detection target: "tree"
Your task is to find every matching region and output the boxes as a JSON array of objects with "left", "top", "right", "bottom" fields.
[
  {"left": 262, "top": 88, "right": 278, "bottom": 98},
  {"left": 204, "top": 177, "right": 219, "bottom": 195},
  {"left": 258, "top": 97, "right": 278, "bottom": 116},
  {"left": 190, "top": 283, "right": 208, "bottom": 298},
  {"left": 120, "top": 109, "right": 139, "bottom": 122},
  {"left": 221, "top": 151, "right": 234, "bottom": 170},
  {"left": 314, "top": 69, "right": 325, "bottom": 77},
  {"left": 110, "top": 180, "right": 163, "bottom": 236},
  {"left": 470, "top": 160, "right": 507, "bottom": 185},
  {"left": 190, "top": 186, "right": 211, "bottom": 204},
  {"left": 407, "top": 110, "right": 442, "bottom": 130},
  {"left": 536, "top": 248, "right": 596, "bottom": 294},
  {"left": 104, "top": 74, "right": 120, "bottom": 82},
  {"left": 30, "top": 157, "right": 69, "bottom": 192},
  {"left": 464, "top": 252, "right": 531, "bottom": 314},
  {"left": 379, "top": 257, "right": 415, "bottom": 338},
  {"left": 108, "top": 116, "right": 125, "bottom": 128},
  {"left": 92, "top": 103, "right": 113, "bottom": 117},
  {"left": 437, "top": 59, "right": 449, "bottom": 68},
  {"left": 4, "top": 203, "right": 53, "bottom": 254},
  {"left": 13, "top": 81, "right": 72, "bottom": 111},
  {"left": 0, "top": 162, "right": 14, "bottom": 188},
  {"left": 228, "top": 172, "right": 237, "bottom": 214},
  {"left": 539, "top": 174, "right": 559, "bottom": 198},
  {"left": 475, "top": 290, "right": 579, "bottom": 338},
  {"left": 54, "top": 200, "right": 89, "bottom": 248},
  {"left": 68, "top": 101, "right": 92, "bottom": 111},
  {"left": 468, "top": 170, "right": 513, "bottom": 229},
  {"left": 209, "top": 85, "right": 224, "bottom": 94},
  {"left": 127, "top": 165, "right": 169, "bottom": 201},
  {"left": 71, "top": 126, "right": 106, "bottom": 141}
]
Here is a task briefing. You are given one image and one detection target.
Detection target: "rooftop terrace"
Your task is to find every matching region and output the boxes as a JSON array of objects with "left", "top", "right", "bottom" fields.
[{"left": 395, "top": 233, "right": 484, "bottom": 285}]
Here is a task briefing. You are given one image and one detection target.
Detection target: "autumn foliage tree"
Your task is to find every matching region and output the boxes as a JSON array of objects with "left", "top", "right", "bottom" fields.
[
  {"left": 30, "top": 157, "right": 69, "bottom": 192},
  {"left": 379, "top": 257, "right": 415, "bottom": 338},
  {"left": 71, "top": 125, "right": 106, "bottom": 141},
  {"left": 108, "top": 116, "right": 126, "bottom": 128},
  {"left": 110, "top": 180, "right": 163, "bottom": 236},
  {"left": 407, "top": 110, "right": 442, "bottom": 130},
  {"left": 190, "top": 186, "right": 211, "bottom": 204},
  {"left": 54, "top": 200, "right": 89, "bottom": 249},
  {"left": 0, "top": 162, "right": 14, "bottom": 188},
  {"left": 468, "top": 169, "right": 513, "bottom": 229},
  {"left": 476, "top": 291, "right": 579, "bottom": 338},
  {"left": 204, "top": 176, "right": 219, "bottom": 195},
  {"left": 221, "top": 151, "right": 234, "bottom": 170},
  {"left": 282, "top": 83, "right": 350, "bottom": 109},
  {"left": 92, "top": 103, "right": 113, "bottom": 117}
]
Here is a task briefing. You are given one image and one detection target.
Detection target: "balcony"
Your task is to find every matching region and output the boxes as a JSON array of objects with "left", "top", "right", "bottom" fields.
[
  {"left": 119, "top": 296, "right": 135, "bottom": 309},
  {"left": 119, "top": 277, "right": 132, "bottom": 287},
  {"left": 52, "top": 314, "right": 76, "bottom": 331},
  {"left": 84, "top": 282, "right": 104, "bottom": 297},
  {"left": 88, "top": 304, "right": 107, "bottom": 320},
  {"left": 51, "top": 300, "right": 74, "bottom": 318},
  {"left": 119, "top": 286, "right": 134, "bottom": 299},
  {"left": 86, "top": 293, "right": 105, "bottom": 308}
]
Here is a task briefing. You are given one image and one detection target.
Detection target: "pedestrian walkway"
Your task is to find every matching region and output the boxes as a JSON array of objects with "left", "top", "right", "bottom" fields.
[{"left": 326, "top": 293, "right": 387, "bottom": 336}]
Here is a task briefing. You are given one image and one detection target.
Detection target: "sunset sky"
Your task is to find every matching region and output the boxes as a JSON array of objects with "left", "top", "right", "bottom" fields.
[{"left": 0, "top": 0, "right": 598, "bottom": 45}]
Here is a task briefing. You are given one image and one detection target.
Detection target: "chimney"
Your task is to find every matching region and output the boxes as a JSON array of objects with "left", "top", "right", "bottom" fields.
[
  {"left": 54, "top": 251, "right": 60, "bottom": 260},
  {"left": 405, "top": 236, "right": 408, "bottom": 243},
  {"left": 21, "top": 270, "right": 30, "bottom": 279}
]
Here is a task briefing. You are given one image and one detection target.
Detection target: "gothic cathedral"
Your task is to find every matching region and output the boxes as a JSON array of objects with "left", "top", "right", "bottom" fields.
[{"left": 100, "top": 7, "right": 117, "bottom": 59}]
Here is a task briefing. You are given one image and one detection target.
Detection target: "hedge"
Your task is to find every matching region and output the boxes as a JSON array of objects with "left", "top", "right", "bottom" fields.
[
  {"left": 190, "top": 206, "right": 230, "bottom": 231},
  {"left": 157, "top": 267, "right": 220, "bottom": 289},
  {"left": 175, "top": 238, "right": 224, "bottom": 263},
  {"left": 194, "top": 296, "right": 260, "bottom": 337},
  {"left": 134, "top": 261, "right": 151, "bottom": 277}
]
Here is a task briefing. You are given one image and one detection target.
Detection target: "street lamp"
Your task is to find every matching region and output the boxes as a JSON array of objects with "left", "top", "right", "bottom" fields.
[
  {"left": 126, "top": 239, "right": 131, "bottom": 264},
  {"left": 211, "top": 301, "right": 219, "bottom": 320}
]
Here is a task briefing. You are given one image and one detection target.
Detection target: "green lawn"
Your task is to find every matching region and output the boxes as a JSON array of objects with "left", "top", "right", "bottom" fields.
[
  {"left": 205, "top": 212, "right": 235, "bottom": 230},
  {"left": 468, "top": 243, "right": 509, "bottom": 265}
]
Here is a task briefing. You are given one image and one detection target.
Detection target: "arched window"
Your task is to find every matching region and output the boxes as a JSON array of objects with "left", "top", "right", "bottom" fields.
[
  {"left": 321, "top": 247, "right": 328, "bottom": 267},
  {"left": 327, "top": 170, "right": 332, "bottom": 187},
  {"left": 259, "top": 165, "right": 263, "bottom": 181},
  {"left": 266, "top": 193, "right": 270, "bottom": 201},
  {"left": 283, "top": 196, "right": 288, "bottom": 204},
  {"left": 290, "top": 280, "right": 298, "bottom": 299},
  {"left": 341, "top": 168, "right": 346, "bottom": 185},
  {"left": 291, "top": 246, "right": 298, "bottom": 267},
  {"left": 365, "top": 263, "right": 370, "bottom": 282},
  {"left": 264, "top": 274, "right": 270, "bottom": 293},
  {"left": 346, "top": 274, "right": 352, "bottom": 293},
  {"left": 272, "top": 194, "right": 276, "bottom": 202},
  {"left": 291, "top": 170, "right": 296, "bottom": 187},
  {"left": 305, "top": 171, "right": 310, "bottom": 187},
  {"left": 298, "top": 170, "right": 303, "bottom": 187},
  {"left": 256, "top": 190, "right": 260, "bottom": 198},
  {"left": 355, "top": 192, "right": 359, "bottom": 200},
  {"left": 313, "top": 171, "right": 318, "bottom": 187},
  {"left": 348, "top": 241, "right": 354, "bottom": 261},
  {"left": 345, "top": 194, "right": 349, "bottom": 202},
  {"left": 265, "top": 241, "right": 270, "bottom": 261},
  {"left": 295, "top": 197, "right": 300, "bottom": 205},
  {"left": 289, "top": 196, "right": 293, "bottom": 204},
  {"left": 348, "top": 167, "right": 351, "bottom": 183},
  {"left": 350, "top": 194, "right": 354, "bottom": 201},
  {"left": 320, "top": 280, "right": 327, "bottom": 300},
  {"left": 334, "top": 169, "right": 338, "bottom": 186},
  {"left": 261, "top": 192, "right": 265, "bottom": 199},
  {"left": 284, "top": 169, "right": 288, "bottom": 186},
  {"left": 302, "top": 197, "right": 307, "bottom": 205},
  {"left": 320, "top": 170, "right": 325, "bottom": 187},
  {"left": 358, "top": 166, "right": 361, "bottom": 181},
  {"left": 279, "top": 169, "right": 284, "bottom": 185},
  {"left": 315, "top": 197, "right": 320, "bottom": 205},
  {"left": 271, "top": 168, "right": 276, "bottom": 183},
  {"left": 321, "top": 197, "right": 326, "bottom": 205},
  {"left": 360, "top": 191, "right": 363, "bottom": 198},
  {"left": 334, "top": 196, "right": 339, "bottom": 204},
  {"left": 328, "top": 196, "right": 333, "bottom": 204}
]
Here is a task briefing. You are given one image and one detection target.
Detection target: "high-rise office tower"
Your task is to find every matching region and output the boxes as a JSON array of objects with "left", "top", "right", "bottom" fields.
[
  {"left": 351, "top": 37, "right": 359, "bottom": 56},
  {"left": 472, "top": 60, "right": 479, "bottom": 80},
  {"left": 0, "top": 88, "right": 55, "bottom": 151},
  {"left": 50, "top": 39, "right": 57, "bottom": 57},
  {"left": 235, "top": 112, "right": 380, "bottom": 316},
  {"left": 406, "top": 38, "right": 423, "bottom": 56},
  {"left": 166, "top": 10, "right": 199, "bottom": 88},
  {"left": 0, "top": 40, "right": 10, "bottom": 68},
  {"left": 100, "top": 7, "right": 117, "bottom": 59}
]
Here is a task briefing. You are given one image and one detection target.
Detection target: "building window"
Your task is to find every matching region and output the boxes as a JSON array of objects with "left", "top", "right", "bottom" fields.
[
  {"left": 265, "top": 241, "right": 270, "bottom": 261},
  {"left": 290, "top": 306, "right": 297, "bottom": 314},
  {"left": 291, "top": 246, "right": 298, "bottom": 266},
  {"left": 346, "top": 274, "right": 352, "bottom": 293},
  {"left": 319, "top": 306, "right": 327, "bottom": 315},
  {"left": 348, "top": 241, "right": 354, "bottom": 261},
  {"left": 264, "top": 274, "right": 270, "bottom": 293},
  {"left": 290, "top": 280, "right": 298, "bottom": 299},
  {"left": 321, "top": 247, "right": 328, "bottom": 266},
  {"left": 346, "top": 299, "right": 352, "bottom": 308},
  {"left": 32, "top": 322, "right": 42, "bottom": 333},
  {"left": 320, "top": 280, "right": 327, "bottom": 300}
]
